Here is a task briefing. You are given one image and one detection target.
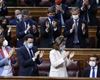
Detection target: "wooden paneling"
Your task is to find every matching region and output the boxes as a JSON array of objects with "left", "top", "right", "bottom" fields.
[{"left": 7, "top": 7, "right": 100, "bottom": 18}]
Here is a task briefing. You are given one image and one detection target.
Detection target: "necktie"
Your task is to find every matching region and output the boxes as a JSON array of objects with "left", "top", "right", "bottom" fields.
[
  {"left": 29, "top": 49, "right": 33, "bottom": 58},
  {"left": 92, "top": 67, "right": 95, "bottom": 78},
  {"left": 60, "top": 13, "right": 65, "bottom": 27},
  {"left": 73, "top": 19, "right": 79, "bottom": 44}
]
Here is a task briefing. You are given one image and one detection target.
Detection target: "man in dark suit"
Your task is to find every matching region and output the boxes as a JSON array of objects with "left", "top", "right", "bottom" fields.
[
  {"left": 76, "top": 0, "right": 97, "bottom": 26},
  {"left": 63, "top": 7, "right": 88, "bottom": 48},
  {"left": 16, "top": 9, "right": 36, "bottom": 47},
  {"left": 79, "top": 55, "right": 100, "bottom": 78},
  {"left": 9, "top": 9, "right": 22, "bottom": 25},
  {"left": 50, "top": 0, "right": 70, "bottom": 28},
  {"left": 17, "top": 34, "right": 43, "bottom": 76}
]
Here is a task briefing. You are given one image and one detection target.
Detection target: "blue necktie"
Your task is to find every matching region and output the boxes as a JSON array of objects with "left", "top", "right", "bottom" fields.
[
  {"left": 29, "top": 49, "right": 33, "bottom": 58},
  {"left": 92, "top": 67, "right": 95, "bottom": 78}
]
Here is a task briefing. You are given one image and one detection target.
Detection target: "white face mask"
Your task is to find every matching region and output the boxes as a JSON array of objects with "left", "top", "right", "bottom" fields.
[
  {"left": 16, "top": 14, "right": 22, "bottom": 20},
  {"left": 72, "top": 15, "right": 79, "bottom": 20},
  {"left": 89, "top": 61, "right": 96, "bottom": 67},
  {"left": 27, "top": 43, "right": 33, "bottom": 49},
  {"left": 3, "top": 40, "right": 8, "bottom": 47}
]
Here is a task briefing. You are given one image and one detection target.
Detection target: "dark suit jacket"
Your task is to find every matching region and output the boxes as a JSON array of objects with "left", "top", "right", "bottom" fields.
[
  {"left": 64, "top": 18, "right": 88, "bottom": 48},
  {"left": 17, "top": 46, "right": 41, "bottom": 76},
  {"left": 0, "top": 3, "right": 8, "bottom": 17},
  {"left": 9, "top": 18, "right": 21, "bottom": 25},
  {"left": 76, "top": 0, "right": 97, "bottom": 25},
  {"left": 79, "top": 66, "right": 100, "bottom": 77},
  {"left": 16, "top": 19, "right": 36, "bottom": 47},
  {"left": 50, "top": 4, "right": 70, "bottom": 27},
  {"left": 39, "top": 18, "right": 54, "bottom": 48}
]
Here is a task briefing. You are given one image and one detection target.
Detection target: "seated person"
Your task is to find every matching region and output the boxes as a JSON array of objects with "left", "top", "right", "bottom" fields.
[{"left": 79, "top": 55, "right": 100, "bottom": 78}]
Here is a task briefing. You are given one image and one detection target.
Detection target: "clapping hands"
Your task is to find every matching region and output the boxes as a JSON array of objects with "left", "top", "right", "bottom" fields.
[
  {"left": 8, "top": 47, "right": 16, "bottom": 59},
  {"left": 35, "top": 51, "right": 44, "bottom": 59}
]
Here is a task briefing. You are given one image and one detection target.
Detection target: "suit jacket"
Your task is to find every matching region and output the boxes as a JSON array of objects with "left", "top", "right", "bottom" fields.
[
  {"left": 49, "top": 49, "right": 74, "bottom": 77},
  {"left": 39, "top": 19, "right": 53, "bottom": 48},
  {"left": 79, "top": 66, "right": 100, "bottom": 77},
  {"left": 0, "top": 3, "right": 8, "bottom": 17},
  {"left": 50, "top": 4, "right": 70, "bottom": 27},
  {"left": 9, "top": 18, "right": 21, "bottom": 25},
  {"left": 76, "top": 0, "right": 97, "bottom": 25},
  {"left": 16, "top": 19, "right": 36, "bottom": 47},
  {"left": 64, "top": 18, "right": 88, "bottom": 48},
  {"left": 17, "top": 46, "right": 41, "bottom": 76}
]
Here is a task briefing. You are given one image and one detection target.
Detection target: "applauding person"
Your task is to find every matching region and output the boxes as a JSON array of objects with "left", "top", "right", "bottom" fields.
[
  {"left": 0, "top": 35, "right": 15, "bottom": 76},
  {"left": 49, "top": 36, "right": 76, "bottom": 77},
  {"left": 17, "top": 34, "right": 44, "bottom": 76}
]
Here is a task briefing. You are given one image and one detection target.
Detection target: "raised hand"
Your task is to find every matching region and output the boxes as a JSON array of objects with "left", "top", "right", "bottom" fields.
[
  {"left": 39, "top": 51, "right": 44, "bottom": 58},
  {"left": 8, "top": 47, "right": 16, "bottom": 58},
  {"left": 69, "top": 51, "right": 75, "bottom": 59}
]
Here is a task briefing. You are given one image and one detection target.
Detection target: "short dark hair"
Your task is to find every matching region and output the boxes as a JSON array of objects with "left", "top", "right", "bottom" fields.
[
  {"left": 24, "top": 34, "right": 33, "bottom": 41},
  {"left": 22, "top": 9, "right": 29, "bottom": 15},
  {"left": 89, "top": 55, "right": 99, "bottom": 61}
]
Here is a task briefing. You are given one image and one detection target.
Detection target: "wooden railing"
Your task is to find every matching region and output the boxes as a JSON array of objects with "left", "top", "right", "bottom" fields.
[
  {"left": 8, "top": 7, "right": 48, "bottom": 17},
  {"left": 38, "top": 48, "right": 100, "bottom": 70},
  {"left": 7, "top": 7, "right": 100, "bottom": 18},
  {"left": 8, "top": 25, "right": 97, "bottom": 47},
  {"left": 0, "top": 76, "right": 100, "bottom": 80}
]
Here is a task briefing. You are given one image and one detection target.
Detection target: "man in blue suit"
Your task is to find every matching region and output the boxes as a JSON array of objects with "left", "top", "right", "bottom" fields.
[
  {"left": 79, "top": 55, "right": 100, "bottom": 78},
  {"left": 50, "top": 0, "right": 70, "bottom": 28},
  {"left": 63, "top": 7, "right": 88, "bottom": 48},
  {"left": 17, "top": 34, "right": 43, "bottom": 76},
  {"left": 9, "top": 10, "right": 22, "bottom": 25},
  {"left": 16, "top": 9, "right": 36, "bottom": 47}
]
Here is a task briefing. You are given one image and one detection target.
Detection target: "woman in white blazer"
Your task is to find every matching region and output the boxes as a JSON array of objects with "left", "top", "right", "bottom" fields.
[{"left": 49, "top": 36, "right": 75, "bottom": 77}]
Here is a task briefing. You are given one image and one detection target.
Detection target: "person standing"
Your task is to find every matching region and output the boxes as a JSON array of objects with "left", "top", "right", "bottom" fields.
[
  {"left": 63, "top": 7, "right": 88, "bottom": 48},
  {"left": 49, "top": 36, "right": 76, "bottom": 77},
  {"left": 17, "top": 34, "right": 44, "bottom": 76},
  {"left": 0, "top": 35, "right": 15, "bottom": 76}
]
